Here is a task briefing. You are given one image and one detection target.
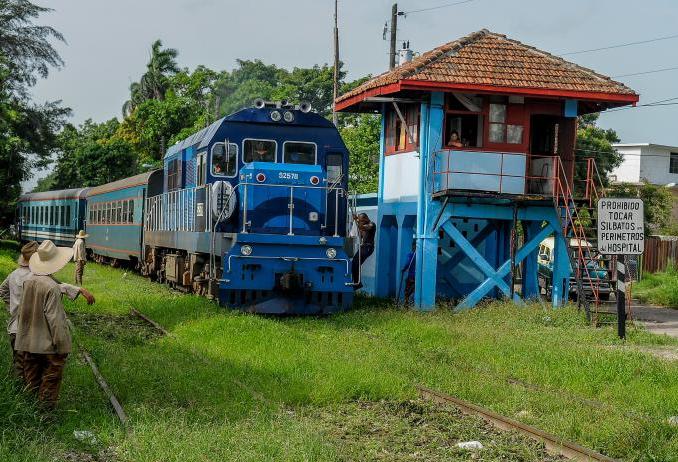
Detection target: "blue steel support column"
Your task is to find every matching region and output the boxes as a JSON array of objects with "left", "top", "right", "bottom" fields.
[
  {"left": 522, "top": 221, "right": 541, "bottom": 299},
  {"left": 414, "top": 92, "right": 444, "bottom": 310},
  {"left": 551, "top": 221, "right": 570, "bottom": 307}
]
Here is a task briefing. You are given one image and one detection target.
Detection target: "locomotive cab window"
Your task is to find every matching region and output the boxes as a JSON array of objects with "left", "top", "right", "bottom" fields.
[
  {"left": 326, "top": 153, "right": 343, "bottom": 183},
  {"left": 283, "top": 142, "right": 316, "bottom": 165},
  {"left": 211, "top": 142, "right": 238, "bottom": 177},
  {"left": 243, "top": 139, "right": 276, "bottom": 163}
]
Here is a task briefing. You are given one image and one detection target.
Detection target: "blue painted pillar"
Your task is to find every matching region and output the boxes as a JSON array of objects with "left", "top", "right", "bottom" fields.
[
  {"left": 374, "top": 106, "right": 390, "bottom": 297},
  {"left": 414, "top": 92, "right": 444, "bottom": 310},
  {"left": 522, "top": 221, "right": 541, "bottom": 299},
  {"left": 551, "top": 222, "right": 570, "bottom": 307}
]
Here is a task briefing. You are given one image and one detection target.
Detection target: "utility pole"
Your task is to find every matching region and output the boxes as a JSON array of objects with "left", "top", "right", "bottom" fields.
[
  {"left": 332, "top": 0, "right": 339, "bottom": 126},
  {"left": 389, "top": 3, "right": 398, "bottom": 69}
]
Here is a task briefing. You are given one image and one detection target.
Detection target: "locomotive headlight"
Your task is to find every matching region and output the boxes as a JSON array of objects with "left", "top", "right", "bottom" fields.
[
  {"left": 270, "top": 110, "right": 282, "bottom": 122},
  {"left": 283, "top": 111, "right": 294, "bottom": 123},
  {"left": 326, "top": 247, "right": 337, "bottom": 259},
  {"left": 240, "top": 245, "right": 253, "bottom": 256}
]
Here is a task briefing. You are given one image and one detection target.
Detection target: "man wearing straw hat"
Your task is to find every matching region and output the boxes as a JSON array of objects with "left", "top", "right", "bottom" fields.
[
  {"left": 0, "top": 241, "right": 93, "bottom": 381},
  {"left": 15, "top": 240, "right": 81, "bottom": 408},
  {"left": 73, "top": 230, "right": 88, "bottom": 285}
]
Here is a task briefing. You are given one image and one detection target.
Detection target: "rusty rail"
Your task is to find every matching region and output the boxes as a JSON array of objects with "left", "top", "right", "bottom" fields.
[
  {"left": 417, "top": 385, "right": 617, "bottom": 462},
  {"left": 81, "top": 350, "right": 129, "bottom": 429},
  {"left": 131, "top": 308, "right": 171, "bottom": 336}
]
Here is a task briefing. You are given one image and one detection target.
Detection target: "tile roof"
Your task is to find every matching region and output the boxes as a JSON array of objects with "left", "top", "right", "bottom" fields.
[{"left": 337, "top": 30, "right": 638, "bottom": 108}]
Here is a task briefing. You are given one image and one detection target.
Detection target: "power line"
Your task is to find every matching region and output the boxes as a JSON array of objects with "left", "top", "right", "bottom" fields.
[
  {"left": 576, "top": 147, "right": 676, "bottom": 158},
  {"left": 601, "top": 97, "right": 678, "bottom": 113},
  {"left": 400, "top": 0, "right": 475, "bottom": 16},
  {"left": 559, "top": 33, "right": 678, "bottom": 56},
  {"left": 613, "top": 65, "right": 678, "bottom": 78}
]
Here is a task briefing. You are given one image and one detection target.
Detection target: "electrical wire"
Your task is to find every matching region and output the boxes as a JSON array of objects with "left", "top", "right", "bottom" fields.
[
  {"left": 400, "top": 0, "right": 475, "bottom": 16},
  {"left": 613, "top": 65, "right": 678, "bottom": 78},
  {"left": 559, "top": 33, "right": 678, "bottom": 56}
]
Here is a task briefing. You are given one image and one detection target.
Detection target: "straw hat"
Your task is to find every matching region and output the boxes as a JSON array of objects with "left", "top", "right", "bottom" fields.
[
  {"left": 29, "top": 240, "right": 73, "bottom": 276},
  {"left": 18, "top": 241, "right": 38, "bottom": 266},
  {"left": 75, "top": 230, "right": 89, "bottom": 239}
]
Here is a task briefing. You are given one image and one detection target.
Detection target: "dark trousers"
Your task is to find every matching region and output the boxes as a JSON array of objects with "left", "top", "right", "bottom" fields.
[
  {"left": 23, "top": 352, "right": 68, "bottom": 409},
  {"left": 9, "top": 334, "right": 24, "bottom": 380},
  {"left": 351, "top": 244, "right": 374, "bottom": 285},
  {"left": 404, "top": 276, "right": 416, "bottom": 303},
  {"left": 75, "top": 260, "right": 86, "bottom": 285}
]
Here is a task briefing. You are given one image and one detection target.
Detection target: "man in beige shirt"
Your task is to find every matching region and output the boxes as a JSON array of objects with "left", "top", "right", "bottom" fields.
[
  {"left": 73, "top": 230, "right": 88, "bottom": 285},
  {"left": 16, "top": 240, "right": 80, "bottom": 408},
  {"left": 0, "top": 241, "right": 94, "bottom": 381}
]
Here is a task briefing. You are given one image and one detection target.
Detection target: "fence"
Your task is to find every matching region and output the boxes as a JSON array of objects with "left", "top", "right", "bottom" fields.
[{"left": 643, "top": 235, "right": 678, "bottom": 274}]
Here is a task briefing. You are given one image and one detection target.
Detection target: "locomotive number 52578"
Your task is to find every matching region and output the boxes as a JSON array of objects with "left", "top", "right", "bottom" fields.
[{"left": 278, "top": 172, "right": 299, "bottom": 180}]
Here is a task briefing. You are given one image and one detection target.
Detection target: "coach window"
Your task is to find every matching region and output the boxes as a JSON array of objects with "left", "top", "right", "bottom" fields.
[
  {"left": 243, "top": 139, "right": 276, "bottom": 163},
  {"left": 129, "top": 200, "right": 135, "bottom": 222},
  {"left": 122, "top": 201, "right": 128, "bottom": 223},
  {"left": 211, "top": 142, "right": 238, "bottom": 177},
  {"left": 283, "top": 142, "right": 316, "bottom": 165}
]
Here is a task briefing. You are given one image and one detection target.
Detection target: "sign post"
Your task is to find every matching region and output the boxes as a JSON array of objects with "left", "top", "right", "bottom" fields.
[{"left": 597, "top": 198, "right": 644, "bottom": 339}]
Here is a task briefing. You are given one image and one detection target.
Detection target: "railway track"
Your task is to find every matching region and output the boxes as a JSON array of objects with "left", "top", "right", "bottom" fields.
[{"left": 417, "top": 385, "right": 617, "bottom": 462}]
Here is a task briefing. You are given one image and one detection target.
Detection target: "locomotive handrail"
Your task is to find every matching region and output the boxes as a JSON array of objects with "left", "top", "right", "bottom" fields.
[{"left": 210, "top": 183, "right": 241, "bottom": 280}]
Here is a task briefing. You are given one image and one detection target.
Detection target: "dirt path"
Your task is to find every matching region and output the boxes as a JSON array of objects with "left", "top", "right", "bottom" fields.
[{"left": 631, "top": 303, "right": 678, "bottom": 338}]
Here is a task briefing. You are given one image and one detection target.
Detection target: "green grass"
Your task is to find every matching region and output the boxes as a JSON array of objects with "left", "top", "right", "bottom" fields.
[
  {"left": 0, "top": 242, "right": 677, "bottom": 461},
  {"left": 635, "top": 266, "right": 678, "bottom": 308}
]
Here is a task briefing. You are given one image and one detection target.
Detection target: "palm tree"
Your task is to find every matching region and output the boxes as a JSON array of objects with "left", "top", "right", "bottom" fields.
[{"left": 122, "top": 39, "right": 179, "bottom": 117}]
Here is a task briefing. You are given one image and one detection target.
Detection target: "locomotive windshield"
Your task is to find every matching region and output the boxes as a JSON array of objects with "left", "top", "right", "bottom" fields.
[
  {"left": 283, "top": 142, "right": 316, "bottom": 165},
  {"left": 243, "top": 139, "right": 276, "bottom": 163},
  {"left": 211, "top": 142, "right": 238, "bottom": 176}
]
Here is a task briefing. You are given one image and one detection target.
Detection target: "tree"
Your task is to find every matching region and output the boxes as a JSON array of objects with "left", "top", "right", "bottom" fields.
[
  {"left": 122, "top": 39, "right": 179, "bottom": 117},
  {"left": 607, "top": 181, "right": 673, "bottom": 235},
  {"left": 575, "top": 113, "right": 622, "bottom": 194},
  {"left": 0, "top": 1, "right": 70, "bottom": 225},
  {"left": 340, "top": 114, "right": 381, "bottom": 194},
  {"left": 0, "top": 0, "right": 64, "bottom": 94}
]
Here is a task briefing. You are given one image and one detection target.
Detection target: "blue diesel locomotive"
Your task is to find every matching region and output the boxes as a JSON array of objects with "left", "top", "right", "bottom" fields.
[{"left": 17, "top": 101, "right": 354, "bottom": 314}]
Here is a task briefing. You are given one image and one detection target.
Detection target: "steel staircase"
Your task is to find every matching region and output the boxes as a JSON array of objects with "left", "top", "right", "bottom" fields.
[{"left": 551, "top": 157, "right": 610, "bottom": 322}]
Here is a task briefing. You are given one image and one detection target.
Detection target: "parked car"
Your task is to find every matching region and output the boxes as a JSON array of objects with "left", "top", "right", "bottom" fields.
[{"left": 537, "top": 237, "right": 611, "bottom": 301}]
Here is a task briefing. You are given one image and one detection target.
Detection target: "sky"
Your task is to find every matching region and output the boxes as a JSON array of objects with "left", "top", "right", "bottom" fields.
[{"left": 24, "top": 0, "right": 678, "bottom": 190}]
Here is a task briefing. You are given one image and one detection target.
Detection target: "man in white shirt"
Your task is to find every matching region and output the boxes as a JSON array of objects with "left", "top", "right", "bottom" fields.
[
  {"left": 73, "top": 230, "right": 88, "bottom": 285},
  {"left": 0, "top": 241, "right": 94, "bottom": 380}
]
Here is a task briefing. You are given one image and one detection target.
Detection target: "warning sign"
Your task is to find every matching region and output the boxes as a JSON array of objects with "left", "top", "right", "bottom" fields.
[{"left": 597, "top": 198, "right": 644, "bottom": 254}]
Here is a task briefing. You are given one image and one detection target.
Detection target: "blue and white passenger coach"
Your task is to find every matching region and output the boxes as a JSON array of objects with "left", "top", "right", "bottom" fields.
[
  {"left": 17, "top": 188, "right": 89, "bottom": 246},
  {"left": 143, "top": 101, "right": 353, "bottom": 313}
]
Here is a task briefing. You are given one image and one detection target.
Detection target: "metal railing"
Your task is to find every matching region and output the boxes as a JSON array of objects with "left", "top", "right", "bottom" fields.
[
  {"left": 145, "top": 185, "right": 210, "bottom": 232},
  {"left": 432, "top": 150, "right": 560, "bottom": 197}
]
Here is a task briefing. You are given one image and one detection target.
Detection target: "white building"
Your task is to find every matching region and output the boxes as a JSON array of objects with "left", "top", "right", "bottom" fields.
[{"left": 611, "top": 143, "right": 678, "bottom": 186}]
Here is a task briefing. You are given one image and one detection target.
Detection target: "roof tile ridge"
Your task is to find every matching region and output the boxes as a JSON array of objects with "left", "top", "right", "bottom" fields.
[
  {"left": 399, "top": 29, "right": 490, "bottom": 80},
  {"left": 496, "top": 33, "right": 637, "bottom": 94}
]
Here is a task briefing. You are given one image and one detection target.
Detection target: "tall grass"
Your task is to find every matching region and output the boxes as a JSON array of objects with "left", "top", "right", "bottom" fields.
[
  {"left": 635, "top": 265, "right": 678, "bottom": 308},
  {"left": 0, "top": 241, "right": 676, "bottom": 461}
]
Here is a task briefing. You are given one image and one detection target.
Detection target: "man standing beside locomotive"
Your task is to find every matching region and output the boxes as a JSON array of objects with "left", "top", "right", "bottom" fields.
[
  {"left": 73, "top": 230, "right": 87, "bottom": 285},
  {"left": 351, "top": 213, "right": 376, "bottom": 290},
  {"left": 0, "top": 241, "right": 94, "bottom": 382},
  {"left": 15, "top": 240, "right": 81, "bottom": 409}
]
